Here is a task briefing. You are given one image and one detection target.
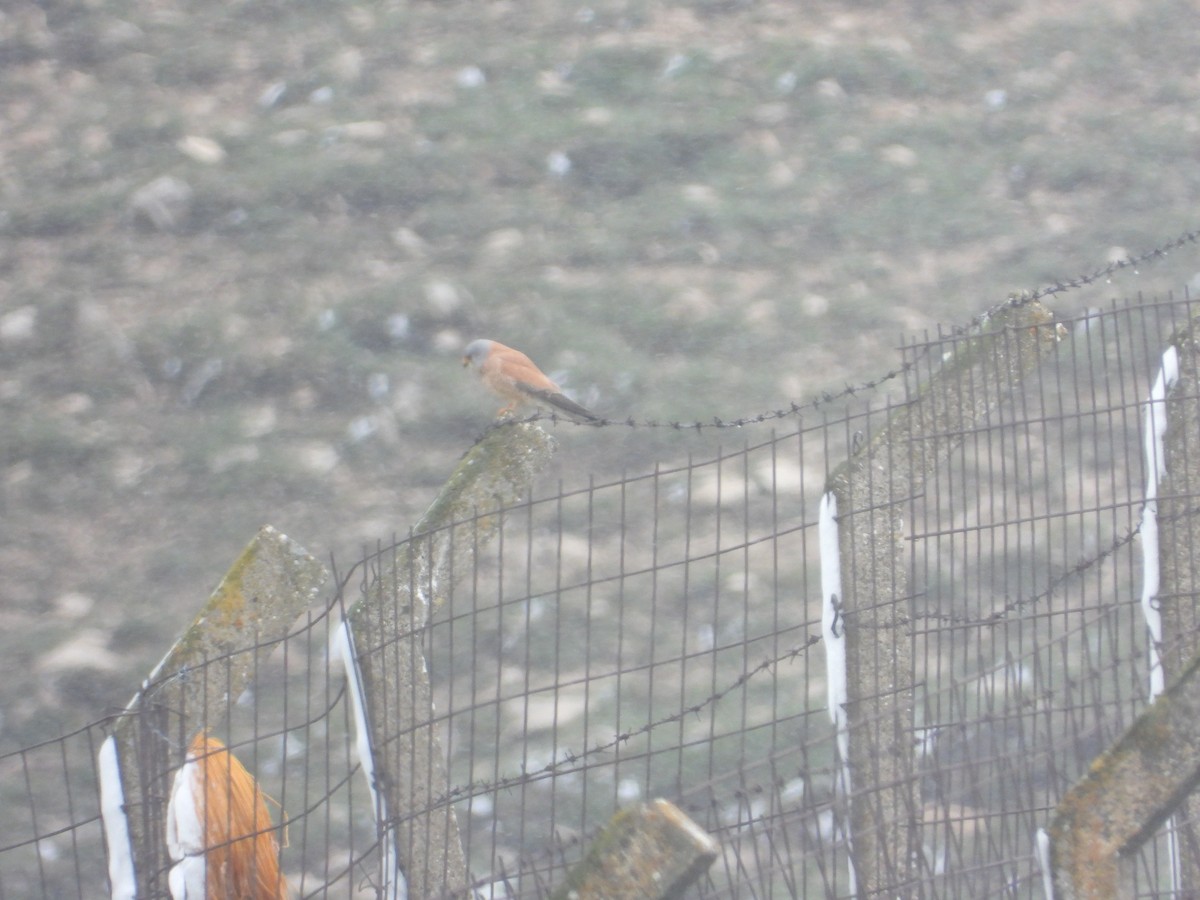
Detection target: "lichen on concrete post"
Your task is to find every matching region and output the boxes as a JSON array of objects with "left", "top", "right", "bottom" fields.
[
  {"left": 549, "top": 799, "right": 719, "bottom": 900},
  {"left": 1047, "top": 649, "right": 1200, "bottom": 898},
  {"left": 344, "top": 421, "right": 558, "bottom": 899},
  {"left": 100, "top": 525, "right": 328, "bottom": 898}
]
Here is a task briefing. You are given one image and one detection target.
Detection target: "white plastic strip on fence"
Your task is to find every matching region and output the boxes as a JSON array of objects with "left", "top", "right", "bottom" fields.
[
  {"left": 332, "top": 620, "right": 408, "bottom": 900},
  {"left": 1140, "top": 343, "right": 1177, "bottom": 700},
  {"left": 98, "top": 736, "right": 136, "bottom": 900},
  {"left": 819, "top": 490, "right": 858, "bottom": 898},
  {"left": 1140, "top": 342, "right": 1181, "bottom": 892}
]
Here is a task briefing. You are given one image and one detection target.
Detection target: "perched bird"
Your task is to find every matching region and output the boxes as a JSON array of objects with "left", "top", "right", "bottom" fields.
[{"left": 462, "top": 338, "right": 599, "bottom": 422}]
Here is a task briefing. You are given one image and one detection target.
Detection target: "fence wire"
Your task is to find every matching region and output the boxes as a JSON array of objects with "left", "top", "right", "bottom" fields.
[{"left": 4, "top": 290, "right": 1200, "bottom": 898}]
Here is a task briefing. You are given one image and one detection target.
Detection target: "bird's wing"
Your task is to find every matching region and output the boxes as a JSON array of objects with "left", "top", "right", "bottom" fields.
[{"left": 490, "top": 346, "right": 562, "bottom": 393}]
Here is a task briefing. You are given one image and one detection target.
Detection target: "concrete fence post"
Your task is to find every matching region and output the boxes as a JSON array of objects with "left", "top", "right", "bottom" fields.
[{"left": 823, "top": 301, "right": 1064, "bottom": 895}]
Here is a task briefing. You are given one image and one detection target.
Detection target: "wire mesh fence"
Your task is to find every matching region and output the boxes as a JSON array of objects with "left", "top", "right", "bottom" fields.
[{"left": 4, "top": 288, "right": 1200, "bottom": 898}]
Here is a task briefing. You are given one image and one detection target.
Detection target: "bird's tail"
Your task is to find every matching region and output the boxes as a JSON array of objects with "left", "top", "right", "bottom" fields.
[{"left": 538, "top": 388, "right": 602, "bottom": 422}]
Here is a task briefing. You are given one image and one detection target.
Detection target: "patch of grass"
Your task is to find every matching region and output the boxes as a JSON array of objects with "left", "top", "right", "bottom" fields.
[
  {"left": 569, "top": 46, "right": 665, "bottom": 100},
  {"left": 0, "top": 411, "right": 106, "bottom": 470},
  {"left": 2, "top": 184, "right": 123, "bottom": 236}
]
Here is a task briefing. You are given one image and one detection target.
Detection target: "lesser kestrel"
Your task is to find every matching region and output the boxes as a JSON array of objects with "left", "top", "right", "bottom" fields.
[{"left": 462, "top": 338, "right": 599, "bottom": 422}]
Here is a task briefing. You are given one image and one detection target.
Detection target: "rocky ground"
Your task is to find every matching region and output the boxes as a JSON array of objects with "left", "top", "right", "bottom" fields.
[{"left": 2, "top": 0, "right": 1200, "bottom": 753}]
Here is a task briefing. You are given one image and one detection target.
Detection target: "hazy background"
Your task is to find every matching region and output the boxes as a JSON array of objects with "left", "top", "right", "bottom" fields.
[{"left": 3, "top": 0, "right": 1200, "bottom": 752}]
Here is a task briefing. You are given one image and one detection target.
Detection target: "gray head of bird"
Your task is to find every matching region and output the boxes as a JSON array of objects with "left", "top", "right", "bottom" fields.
[{"left": 462, "top": 338, "right": 493, "bottom": 369}]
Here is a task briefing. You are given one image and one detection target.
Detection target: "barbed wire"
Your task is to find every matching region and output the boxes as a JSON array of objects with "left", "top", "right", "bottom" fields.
[
  {"left": 414, "top": 633, "right": 822, "bottom": 818},
  {"left": 908, "top": 493, "right": 1200, "bottom": 631},
  {"left": 910, "top": 519, "right": 1142, "bottom": 630},
  {"left": 470, "top": 227, "right": 1200, "bottom": 441}
]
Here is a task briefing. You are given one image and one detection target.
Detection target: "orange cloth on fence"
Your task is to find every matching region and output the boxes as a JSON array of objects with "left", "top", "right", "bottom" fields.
[{"left": 178, "top": 732, "right": 289, "bottom": 900}]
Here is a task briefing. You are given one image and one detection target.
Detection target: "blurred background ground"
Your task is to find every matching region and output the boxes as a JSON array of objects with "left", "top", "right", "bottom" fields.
[{"left": 2, "top": 0, "right": 1200, "bottom": 752}]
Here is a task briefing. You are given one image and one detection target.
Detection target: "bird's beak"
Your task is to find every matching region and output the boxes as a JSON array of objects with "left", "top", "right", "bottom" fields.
[{"left": 461, "top": 356, "right": 471, "bottom": 368}]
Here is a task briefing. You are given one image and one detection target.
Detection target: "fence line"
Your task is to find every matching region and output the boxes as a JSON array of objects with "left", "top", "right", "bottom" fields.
[{"left": 6, "top": 287, "right": 1200, "bottom": 897}]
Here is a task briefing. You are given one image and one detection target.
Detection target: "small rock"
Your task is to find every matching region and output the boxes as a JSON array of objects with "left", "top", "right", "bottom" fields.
[
  {"left": 289, "top": 386, "right": 317, "bottom": 412},
  {"left": 179, "top": 357, "right": 223, "bottom": 405},
  {"left": 110, "top": 449, "right": 146, "bottom": 488},
  {"left": 129, "top": 175, "right": 193, "bottom": 231},
  {"left": 743, "top": 299, "right": 777, "bottom": 327},
  {"left": 366, "top": 372, "right": 389, "bottom": 400},
  {"left": 331, "top": 47, "right": 364, "bottom": 83},
  {"left": 667, "top": 288, "right": 715, "bottom": 320},
  {"left": 101, "top": 19, "right": 143, "bottom": 47},
  {"left": 478, "top": 228, "right": 525, "bottom": 264},
  {"left": 342, "top": 120, "right": 387, "bottom": 141},
  {"left": 37, "top": 629, "right": 122, "bottom": 673},
  {"left": 802, "top": 293, "right": 830, "bottom": 317},
  {"left": 682, "top": 183, "right": 718, "bottom": 205},
  {"left": 662, "top": 53, "right": 688, "bottom": 78},
  {"left": 391, "top": 381, "right": 423, "bottom": 420},
  {"left": 537, "top": 69, "right": 571, "bottom": 96},
  {"left": 424, "top": 279, "right": 462, "bottom": 317},
  {"left": 456, "top": 66, "right": 486, "bottom": 89},
  {"left": 618, "top": 778, "right": 643, "bottom": 802},
  {"left": 0, "top": 306, "right": 37, "bottom": 343},
  {"left": 210, "top": 444, "right": 260, "bottom": 473},
  {"left": 1044, "top": 213, "right": 1073, "bottom": 236},
  {"left": 258, "top": 81, "right": 288, "bottom": 108},
  {"left": 240, "top": 405, "right": 277, "bottom": 438},
  {"left": 295, "top": 441, "right": 339, "bottom": 474},
  {"left": 271, "top": 129, "right": 308, "bottom": 147},
  {"left": 53, "top": 592, "right": 95, "bottom": 619},
  {"left": 546, "top": 150, "right": 572, "bottom": 176},
  {"left": 54, "top": 393, "right": 94, "bottom": 416},
  {"left": 814, "top": 78, "right": 846, "bottom": 100},
  {"left": 432, "top": 329, "right": 462, "bottom": 353},
  {"left": 517, "top": 685, "right": 588, "bottom": 730},
  {"left": 387, "top": 313, "right": 411, "bottom": 340},
  {"left": 81, "top": 125, "right": 111, "bottom": 155},
  {"left": 692, "top": 471, "right": 751, "bottom": 507},
  {"left": 879, "top": 144, "right": 918, "bottom": 168},
  {"left": 176, "top": 135, "right": 226, "bottom": 164},
  {"left": 768, "top": 163, "right": 795, "bottom": 187},
  {"left": 580, "top": 107, "right": 612, "bottom": 125},
  {"left": 391, "top": 227, "right": 428, "bottom": 256},
  {"left": 6, "top": 460, "right": 33, "bottom": 487},
  {"left": 753, "top": 102, "right": 788, "bottom": 125},
  {"left": 346, "top": 415, "right": 378, "bottom": 443},
  {"left": 757, "top": 456, "right": 804, "bottom": 495},
  {"left": 261, "top": 335, "right": 292, "bottom": 358}
]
